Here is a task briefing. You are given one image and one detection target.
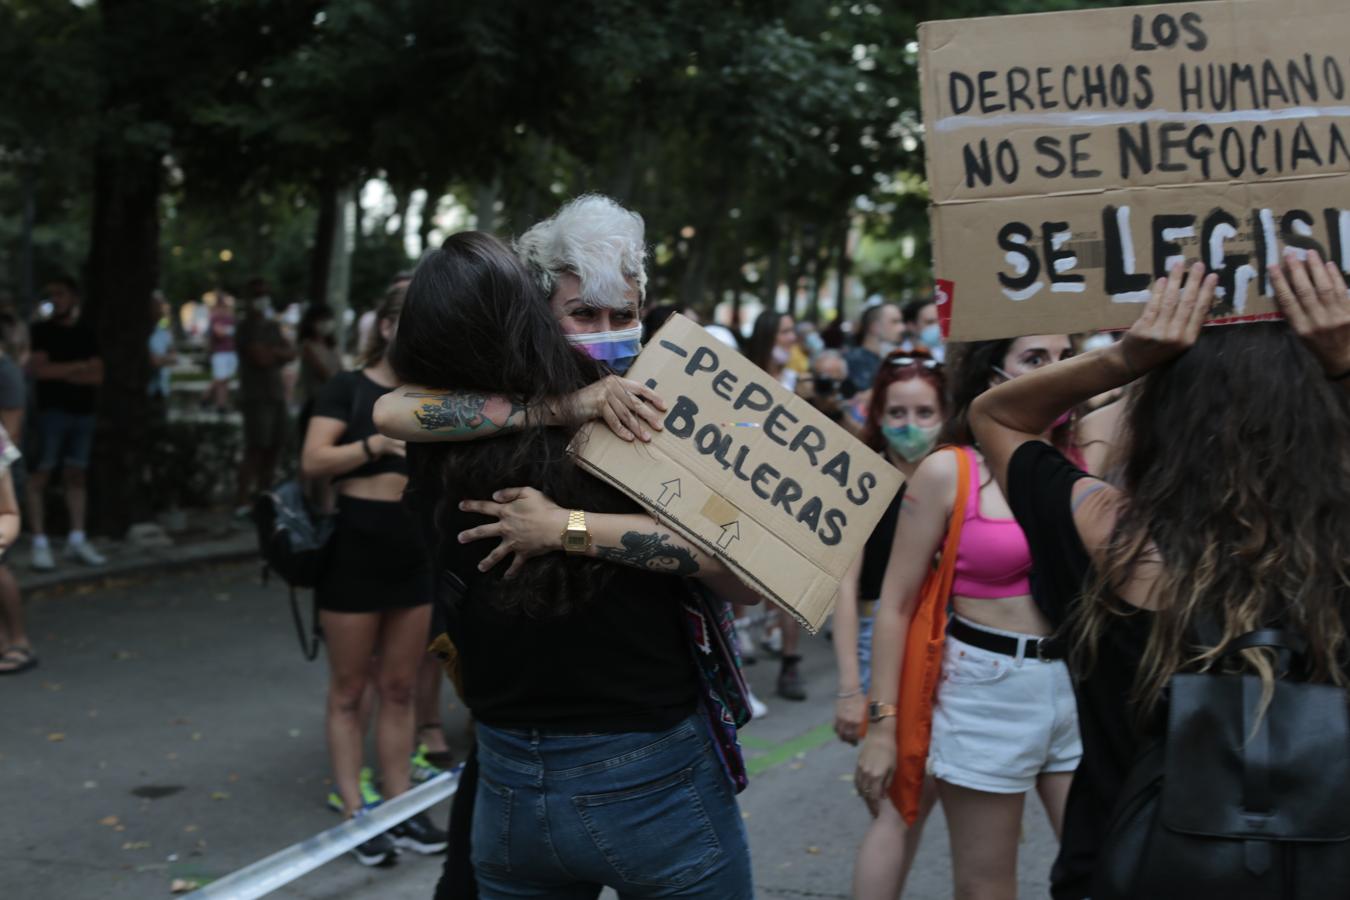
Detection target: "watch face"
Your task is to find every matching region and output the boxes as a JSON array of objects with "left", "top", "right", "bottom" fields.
[{"left": 564, "top": 533, "right": 589, "bottom": 552}]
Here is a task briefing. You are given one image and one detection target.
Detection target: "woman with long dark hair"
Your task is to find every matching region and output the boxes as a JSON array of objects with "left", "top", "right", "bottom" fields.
[
  {"left": 856, "top": 334, "right": 1078, "bottom": 900},
  {"left": 300, "top": 286, "right": 447, "bottom": 866},
  {"left": 392, "top": 231, "right": 757, "bottom": 899},
  {"left": 835, "top": 351, "right": 947, "bottom": 898},
  {"left": 969, "top": 257, "right": 1350, "bottom": 898}
]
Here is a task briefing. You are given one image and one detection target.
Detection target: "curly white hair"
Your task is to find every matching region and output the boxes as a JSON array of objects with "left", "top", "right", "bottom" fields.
[{"left": 513, "top": 194, "right": 648, "bottom": 309}]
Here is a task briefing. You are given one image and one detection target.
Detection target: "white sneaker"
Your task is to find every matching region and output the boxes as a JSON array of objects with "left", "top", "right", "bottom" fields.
[
  {"left": 747, "top": 688, "right": 769, "bottom": 720},
  {"left": 65, "top": 540, "right": 107, "bottom": 566},
  {"left": 30, "top": 543, "right": 55, "bottom": 571},
  {"left": 734, "top": 624, "right": 757, "bottom": 664},
  {"left": 761, "top": 626, "right": 783, "bottom": 656}
]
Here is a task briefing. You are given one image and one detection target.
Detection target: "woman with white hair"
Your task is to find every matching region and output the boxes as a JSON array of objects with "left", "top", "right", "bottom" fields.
[{"left": 375, "top": 194, "right": 665, "bottom": 443}]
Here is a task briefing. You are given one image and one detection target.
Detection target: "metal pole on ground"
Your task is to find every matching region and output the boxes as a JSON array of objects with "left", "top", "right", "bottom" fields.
[{"left": 189, "top": 766, "right": 460, "bottom": 900}]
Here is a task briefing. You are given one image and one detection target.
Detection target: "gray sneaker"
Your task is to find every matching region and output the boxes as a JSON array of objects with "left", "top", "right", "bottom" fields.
[
  {"left": 29, "top": 543, "right": 55, "bottom": 571},
  {"left": 65, "top": 540, "right": 107, "bottom": 566}
]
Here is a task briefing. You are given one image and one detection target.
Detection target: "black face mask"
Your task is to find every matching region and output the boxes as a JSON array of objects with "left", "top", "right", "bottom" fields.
[{"left": 813, "top": 375, "right": 857, "bottom": 400}]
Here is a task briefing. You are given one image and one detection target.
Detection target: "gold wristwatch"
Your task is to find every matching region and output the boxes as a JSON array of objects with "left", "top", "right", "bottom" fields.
[
  {"left": 868, "top": 701, "right": 899, "bottom": 723},
  {"left": 561, "top": 509, "right": 592, "bottom": 554}
]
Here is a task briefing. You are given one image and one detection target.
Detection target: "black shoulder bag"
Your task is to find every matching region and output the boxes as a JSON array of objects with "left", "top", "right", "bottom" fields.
[{"left": 1094, "top": 628, "right": 1350, "bottom": 899}]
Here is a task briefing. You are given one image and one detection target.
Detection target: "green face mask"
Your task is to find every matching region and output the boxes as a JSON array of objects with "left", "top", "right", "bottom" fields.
[{"left": 882, "top": 422, "right": 941, "bottom": 462}]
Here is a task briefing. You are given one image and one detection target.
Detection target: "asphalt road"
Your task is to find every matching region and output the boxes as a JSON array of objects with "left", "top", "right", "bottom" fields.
[{"left": 1, "top": 562, "right": 1058, "bottom": 899}]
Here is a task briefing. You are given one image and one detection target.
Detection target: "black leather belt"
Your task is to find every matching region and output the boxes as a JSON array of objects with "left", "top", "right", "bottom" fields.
[{"left": 949, "top": 617, "right": 1067, "bottom": 662}]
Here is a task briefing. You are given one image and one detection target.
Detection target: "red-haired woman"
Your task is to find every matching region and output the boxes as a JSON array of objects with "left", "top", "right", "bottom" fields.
[{"left": 834, "top": 351, "right": 947, "bottom": 897}]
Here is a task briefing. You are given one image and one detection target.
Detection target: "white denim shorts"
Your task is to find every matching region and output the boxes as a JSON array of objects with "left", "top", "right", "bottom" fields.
[{"left": 928, "top": 618, "right": 1082, "bottom": 793}]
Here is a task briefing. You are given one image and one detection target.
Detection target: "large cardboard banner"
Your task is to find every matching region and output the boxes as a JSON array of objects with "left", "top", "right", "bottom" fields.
[
  {"left": 921, "top": 0, "right": 1350, "bottom": 340},
  {"left": 573, "top": 315, "right": 904, "bottom": 633}
]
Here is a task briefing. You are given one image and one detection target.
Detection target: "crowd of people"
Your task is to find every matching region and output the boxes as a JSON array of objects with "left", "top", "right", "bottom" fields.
[
  {"left": 5, "top": 185, "right": 1348, "bottom": 900},
  {"left": 296, "top": 187, "right": 1349, "bottom": 900}
]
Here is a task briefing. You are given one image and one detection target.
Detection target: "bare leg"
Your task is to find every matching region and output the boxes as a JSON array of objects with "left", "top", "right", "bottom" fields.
[
  {"left": 416, "top": 651, "right": 450, "bottom": 754},
  {"left": 937, "top": 779, "right": 1026, "bottom": 900},
  {"left": 320, "top": 609, "right": 381, "bottom": 816},
  {"left": 236, "top": 448, "right": 261, "bottom": 507},
  {"left": 26, "top": 470, "right": 48, "bottom": 537},
  {"left": 63, "top": 466, "right": 87, "bottom": 534},
  {"left": 853, "top": 776, "right": 939, "bottom": 899},
  {"left": 1035, "top": 771, "right": 1073, "bottom": 839},
  {"left": 374, "top": 604, "right": 432, "bottom": 799},
  {"left": 0, "top": 564, "right": 26, "bottom": 648}
]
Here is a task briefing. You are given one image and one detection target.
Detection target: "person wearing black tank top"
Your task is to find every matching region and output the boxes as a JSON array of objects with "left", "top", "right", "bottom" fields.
[
  {"left": 835, "top": 351, "right": 947, "bottom": 899},
  {"left": 972, "top": 257, "right": 1350, "bottom": 899},
  {"left": 301, "top": 286, "right": 447, "bottom": 866},
  {"left": 392, "top": 230, "right": 761, "bottom": 899}
]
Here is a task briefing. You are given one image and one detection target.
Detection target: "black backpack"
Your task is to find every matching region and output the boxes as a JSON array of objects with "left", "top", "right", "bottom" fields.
[
  {"left": 1095, "top": 629, "right": 1350, "bottom": 899},
  {"left": 252, "top": 480, "right": 335, "bottom": 660}
]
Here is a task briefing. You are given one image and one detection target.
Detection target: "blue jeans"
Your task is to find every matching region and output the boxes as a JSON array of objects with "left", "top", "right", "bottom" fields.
[{"left": 472, "top": 714, "right": 753, "bottom": 899}]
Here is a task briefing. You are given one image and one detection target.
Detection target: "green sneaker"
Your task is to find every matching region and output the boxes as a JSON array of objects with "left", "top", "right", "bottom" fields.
[
  {"left": 410, "top": 743, "right": 446, "bottom": 784},
  {"left": 325, "top": 767, "right": 383, "bottom": 814}
]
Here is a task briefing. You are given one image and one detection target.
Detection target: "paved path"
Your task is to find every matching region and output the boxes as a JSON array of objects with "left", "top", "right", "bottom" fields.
[{"left": 1, "top": 563, "right": 1058, "bottom": 898}]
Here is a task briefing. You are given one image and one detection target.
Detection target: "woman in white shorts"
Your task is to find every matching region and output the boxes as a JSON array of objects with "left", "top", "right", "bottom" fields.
[{"left": 857, "top": 335, "right": 1081, "bottom": 900}]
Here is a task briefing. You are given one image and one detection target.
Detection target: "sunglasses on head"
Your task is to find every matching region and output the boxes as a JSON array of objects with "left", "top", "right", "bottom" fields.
[{"left": 888, "top": 356, "right": 942, "bottom": 372}]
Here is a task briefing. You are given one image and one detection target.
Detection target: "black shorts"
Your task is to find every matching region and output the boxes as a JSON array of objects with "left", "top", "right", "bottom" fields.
[{"left": 316, "top": 495, "right": 433, "bottom": 614}]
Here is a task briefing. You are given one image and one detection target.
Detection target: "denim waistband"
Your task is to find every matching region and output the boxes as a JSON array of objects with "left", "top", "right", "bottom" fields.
[{"left": 476, "top": 714, "right": 704, "bottom": 782}]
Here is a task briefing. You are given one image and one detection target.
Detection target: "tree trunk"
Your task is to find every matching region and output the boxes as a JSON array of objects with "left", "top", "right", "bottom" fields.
[
  {"left": 309, "top": 178, "right": 339, "bottom": 306},
  {"left": 833, "top": 214, "right": 853, "bottom": 319},
  {"left": 87, "top": 148, "right": 162, "bottom": 537}
]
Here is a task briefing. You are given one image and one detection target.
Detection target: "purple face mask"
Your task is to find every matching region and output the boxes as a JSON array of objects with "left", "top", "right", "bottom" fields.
[{"left": 565, "top": 324, "right": 644, "bottom": 375}]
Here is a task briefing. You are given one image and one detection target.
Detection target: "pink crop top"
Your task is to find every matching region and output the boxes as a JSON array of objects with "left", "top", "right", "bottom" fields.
[{"left": 950, "top": 446, "right": 1033, "bottom": 599}]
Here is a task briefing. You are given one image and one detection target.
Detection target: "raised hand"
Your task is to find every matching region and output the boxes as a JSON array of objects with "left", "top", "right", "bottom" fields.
[
  {"left": 1268, "top": 249, "right": 1350, "bottom": 378},
  {"left": 1117, "top": 261, "right": 1218, "bottom": 378}
]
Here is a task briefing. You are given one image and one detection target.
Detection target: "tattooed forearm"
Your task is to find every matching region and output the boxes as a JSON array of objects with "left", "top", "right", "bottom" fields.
[
  {"left": 409, "top": 391, "right": 530, "bottom": 435},
  {"left": 594, "top": 530, "right": 701, "bottom": 577}
]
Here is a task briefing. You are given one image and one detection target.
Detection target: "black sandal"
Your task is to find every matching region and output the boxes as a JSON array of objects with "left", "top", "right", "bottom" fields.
[{"left": 0, "top": 645, "right": 38, "bottom": 675}]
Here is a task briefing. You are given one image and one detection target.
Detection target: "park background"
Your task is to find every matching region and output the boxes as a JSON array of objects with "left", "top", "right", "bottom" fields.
[{"left": 0, "top": 0, "right": 1156, "bottom": 535}]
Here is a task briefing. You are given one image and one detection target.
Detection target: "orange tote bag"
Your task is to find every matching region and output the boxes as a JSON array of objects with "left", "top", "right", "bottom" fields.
[{"left": 888, "top": 446, "right": 971, "bottom": 824}]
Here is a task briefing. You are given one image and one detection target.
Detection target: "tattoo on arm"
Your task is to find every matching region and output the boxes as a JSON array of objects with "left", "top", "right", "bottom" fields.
[
  {"left": 594, "top": 531, "right": 701, "bottom": 577},
  {"left": 409, "top": 391, "right": 530, "bottom": 435}
]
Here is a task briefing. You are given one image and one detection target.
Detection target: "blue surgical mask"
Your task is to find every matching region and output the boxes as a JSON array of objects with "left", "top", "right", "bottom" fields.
[
  {"left": 566, "top": 324, "right": 643, "bottom": 376},
  {"left": 803, "top": 333, "right": 825, "bottom": 356},
  {"left": 882, "top": 422, "right": 942, "bottom": 462},
  {"left": 919, "top": 323, "right": 943, "bottom": 349}
]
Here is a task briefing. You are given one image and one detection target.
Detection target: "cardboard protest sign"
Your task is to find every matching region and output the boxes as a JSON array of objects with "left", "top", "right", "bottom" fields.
[
  {"left": 920, "top": 0, "right": 1350, "bottom": 340},
  {"left": 573, "top": 315, "right": 903, "bottom": 633}
]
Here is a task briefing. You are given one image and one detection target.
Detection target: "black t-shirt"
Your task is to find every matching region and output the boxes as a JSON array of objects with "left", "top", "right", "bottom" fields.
[
  {"left": 1007, "top": 440, "right": 1154, "bottom": 900},
  {"left": 425, "top": 449, "right": 700, "bottom": 733},
  {"left": 858, "top": 485, "right": 904, "bottom": 602},
  {"left": 313, "top": 371, "right": 406, "bottom": 482},
  {"left": 31, "top": 320, "right": 98, "bottom": 414}
]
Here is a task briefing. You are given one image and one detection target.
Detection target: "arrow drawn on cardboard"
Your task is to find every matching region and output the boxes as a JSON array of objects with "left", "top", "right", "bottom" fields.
[
  {"left": 717, "top": 520, "right": 740, "bottom": 550},
  {"left": 657, "top": 478, "right": 682, "bottom": 508}
]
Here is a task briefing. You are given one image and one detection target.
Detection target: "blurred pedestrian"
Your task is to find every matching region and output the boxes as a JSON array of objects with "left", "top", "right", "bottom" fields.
[
  {"left": 0, "top": 312, "right": 29, "bottom": 674},
  {"left": 300, "top": 284, "right": 447, "bottom": 866},
  {"left": 27, "top": 276, "right": 105, "bottom": 570},
  {"left": 798, "top": 348, "right": 860, "bottom": 434},
  {"left": 204, "top": 289, "right": 237, "bottom": 412},
  {"left": 234, "top": 278, "right": 295, "bottom": 517},
  {"left": 0, "top": 424, "right": 28, "bottom": 674},
  {"left": 846, "top": 302, "right": 904, "bottom": 395},
  {"left": 297, "top": 305, "right": 341, "bottom": 430},
  {"left": 900, "top": 297, "right": 944, "bottom": 362},
  {"left": 745, "top": 309, "right": 808, "bottom": 701},
  {"left": 148, "top": 293, "right": 177, "bottom": 420}
]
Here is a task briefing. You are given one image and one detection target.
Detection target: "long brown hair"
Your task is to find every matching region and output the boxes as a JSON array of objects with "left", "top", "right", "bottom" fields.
[
  {"left": 1078, "top": 323, "right": 1350, "bottom": 718},
  {"left": 361, "top": 283, "right": 405, "bottom": 369}
]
